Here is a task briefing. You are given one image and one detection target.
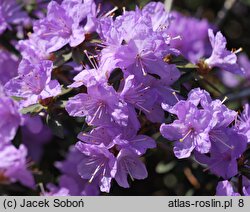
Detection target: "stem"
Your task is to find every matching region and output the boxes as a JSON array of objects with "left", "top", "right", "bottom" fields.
[{"left": 199, "top": 75, "right": 223, "bottom": 95}]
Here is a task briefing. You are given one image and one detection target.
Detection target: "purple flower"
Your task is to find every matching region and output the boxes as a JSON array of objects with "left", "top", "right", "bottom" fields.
[
  {"left": 55, "top": 146, "right": 100, "bottom": 196},
  {"left": 160, "top": 88, "right": 238, "bottom": 159},
  {"left": 21, "top": 115, "right": 52, "bottom": 162},
  {"left": 76, "top": 142, "right": 116, "bottom": 193},
  {"left": 66, "top": 84, "right": 128, "bottom": 127},
  {"left": 115, "top": 34, "right": 171, "bottom": 78},
  {"left": 69, "top": 68, "right": 106, "bottom": 88},
  {"left": 186, "top": 88, "right": 237, "bottom": 129},
  {"left": 33, "top": 0, "right": 96, "bottom": 53},
  {"left": 17, "top": 34, "right": 50, "bottom": 63},
  {"left": 77, "top": 126, "right": 115, "bottom": 148},
  {"left": 195, "top": 128, "right": 247, "bottom": 179},
  {"left": 205, "top": 29, "right": 244, "bottom": 75},
  {"left": 142, "top": 2, "right": 171, "bottom": 32},
  {"left": 113, "top": 128, "right": 156, "bottom": 156},
  {"left": 216, "top": 180, "right": 240, "bottom": 196},
  {"left": 0, "top": 49, "right": 19, "bottom": 85},
  {"left": 98, "top": 6, "right": 179, "bottom": 78},
  {"left": 0, "top": 94, "right": 21, "bottom": 146},
  {"left": 160, "top": 100, "right": 212, "bottom": 158},
  {"left": 115, "top": 149, "right": 148, "bottom": 188},
  {"left": 120, "top": 75, "right": 157, "bottom": 115},
  {"left": 0, "top": 144, "right": 35, "bottom": 188},
  {"left": 4, "top": 59, "right": 61, "bottom": 107},
  {"left": 168, "top": 11, "right": 210, "bottom": 63},
  {"left": 62, "top": 0, "right": 97, "bottom": 33},
  {"left": 236, "top": 104, "right": 250, "bottom": 143},
  {"left": 185, "top": 88, "right": 212, "bottom": 107},
  {"left": 0, "top": 0, "right": 29, "bottom": 35}
]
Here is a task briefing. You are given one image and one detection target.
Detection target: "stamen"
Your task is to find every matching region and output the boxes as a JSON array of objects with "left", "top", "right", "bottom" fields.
[
  {"left": 138, "top": 59, "right": 147, "bottom": 76},
  {"left": 122, "top": 7, "right": 126, "bottom": 14},
  {"left": 210, "top": 134, "right": 234, "bottom": 150},
  {"left": 137, "top": 86, "right": 150, "bottom": 92},
  {"left": 203, "top": 158, "right": 224, "bottom": 172},
  {"left": 81, "top": 133, "right": 101, "bottom": 143},
  {"left": 124, "top": 161, "right": 134, "bottom": 181},
  {"left": 88, "top": 53, "right": 99, "bottom": 70},
  {"left": 89, "top": 164, "right": 102, "bottom": 183},
  {"left": 179, "top": 129, "right": 192, "bottom": 142},
  {"left": 39, "top": 183, "right": 46, "bottom": 195},
  {"left": 172, "top": 92, "right": 180, "bottom": 102},
  {"left": 97, "top": 3, "right": 101, "bottom": 14},
  {"left": 89, "top": 104, "right": 103, "bottom": 125},
  {"left": 171, "top": 35, "right": 182, "bottom": 41},
  {"left": 84, "top": 50, "right": 98, "bottom": 69},
  {"left": 136, "top": 103, "right": 150, "bottom": 113},
  {"left": 232, "top": 47, "right": 243, "bottom": 54},
  {"left": 221, "top": 96, "right": 228, "bottom": 104},
  {"left": 104, "top": 6, "right": 118, "bottom": 17},
  {"left": 131, "top": 137, "right": 148, "bottom": 142},
  {"left": 234, "top": 111, "right": 239, "bottom": 125}
]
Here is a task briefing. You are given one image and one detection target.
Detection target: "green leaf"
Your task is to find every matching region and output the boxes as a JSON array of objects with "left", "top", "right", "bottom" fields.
[
  {"left": 11, "top": 96, "right": 25, "bottom": 102},
  {"left": 46, "top": 115, "right": 64, "bottom": 138},
  {"left": 169, "top": 55, "right": 198, "bottom": 70},
  {"left": 176, "top": 63, "right": 198, "bottom": 69},
  {"left": 20, "top": 104, "right": 44, "bottom": 114}
]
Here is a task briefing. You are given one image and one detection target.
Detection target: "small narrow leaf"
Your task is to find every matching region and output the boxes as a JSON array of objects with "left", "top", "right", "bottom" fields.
[{"left": 20, "top": 103, "right": 44, "bottom": 114}]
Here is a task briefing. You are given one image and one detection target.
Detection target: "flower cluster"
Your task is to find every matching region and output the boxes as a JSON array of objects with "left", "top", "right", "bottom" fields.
[
  {"left": 0, "top": 0, "right": 250, "bottom": 196},
  {"left": 65, "top": 2, "right": 182, "bottom": 192},
  {"left": 160, "top": 88, "right": 250, "bottom": 195}
]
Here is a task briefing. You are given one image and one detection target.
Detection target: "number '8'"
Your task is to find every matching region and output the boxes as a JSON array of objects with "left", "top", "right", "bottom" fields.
[{"left": 238, "top": 199, "right": 244, "bottom": 207}]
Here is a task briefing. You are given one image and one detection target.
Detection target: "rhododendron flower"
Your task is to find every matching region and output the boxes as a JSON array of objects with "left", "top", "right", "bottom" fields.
[
  {"left": 0, "top": 0, "right": 29, "bottom": 35},
  {"left": 115, "top": 149, "right": 148, "bottom": 188},
  {"left": 33, "top": 0, "right": 96, "bottom": 53},
  {"left": 236, "top": 104, "right": 250, "bottom": 143},
  {"left": 0, "top": 49, "right": 19, "bottom": 85},
  {"left": 205, "top": 29, "right": 244, "bottom": 75},
  {"left": 66, "top": 84, "right": 128, "bottom": 126},
  {"left": 76, "top": 142, "right": 116, "bottom": 193},
  {"left": 0, "top": 144, "right": 34, "bottom": 188},
  {"left": 195, "top": 128, "right": 247, "bottom": 179},
  {"left": 160, "top": 100, "right": 212, "bottom": 158},
  {"left": 4, "top": 59, "right": 61, "bottom": 107},
  {"left": 0, "top": 94, "right": 21, "bottom": 146}
]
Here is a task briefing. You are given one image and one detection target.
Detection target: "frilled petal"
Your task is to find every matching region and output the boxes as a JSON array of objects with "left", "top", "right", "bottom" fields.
[
  {"left": 173, "top": 136, "right": 195, "bottom": 159},
  {"left": 160, "top": 122, "right": 184, "bottom": 141},
  {"left": 194, "top": 132, "right": 211, "bottom": 154}
]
